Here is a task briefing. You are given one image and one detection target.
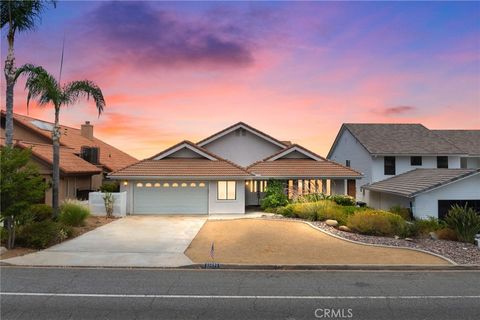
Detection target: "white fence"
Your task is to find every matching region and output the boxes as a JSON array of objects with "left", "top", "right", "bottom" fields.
[{"left": 88, "top": 192, "right": 127, "bottom": 217}]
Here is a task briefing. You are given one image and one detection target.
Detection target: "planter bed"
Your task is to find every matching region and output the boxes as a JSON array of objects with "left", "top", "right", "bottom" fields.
[{"left": 268, "top": 214, "right": 480, "bottom": 265}]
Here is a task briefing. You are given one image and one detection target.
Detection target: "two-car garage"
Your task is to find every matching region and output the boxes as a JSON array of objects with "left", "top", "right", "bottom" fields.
[{"left": 132, "top": 181, "right": 208, "bottom": 214}]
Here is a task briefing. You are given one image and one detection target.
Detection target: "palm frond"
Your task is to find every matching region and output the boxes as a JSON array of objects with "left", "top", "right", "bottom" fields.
[
  {"left": 15, "top": 63, "right": 61, "bottom": 112},
  {"left": 63, "top": 80, "right": 106, "bottom": 115},
  {"left": 1, "top": 1, "right": 56, "bottom": 32}
]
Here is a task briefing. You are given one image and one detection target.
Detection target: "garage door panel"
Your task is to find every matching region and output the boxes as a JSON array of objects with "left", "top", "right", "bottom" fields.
[{"left": 133, "top": 184, "right": 208, "bottom": 214}]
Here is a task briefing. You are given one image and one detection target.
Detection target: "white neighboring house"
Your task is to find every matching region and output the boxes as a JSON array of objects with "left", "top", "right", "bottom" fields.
[
  {"left": 327, "top": 124, "right": 480, "bottom": 218},
  {"left": 109, "top": 122, "right": 362, "bottom": 215}
]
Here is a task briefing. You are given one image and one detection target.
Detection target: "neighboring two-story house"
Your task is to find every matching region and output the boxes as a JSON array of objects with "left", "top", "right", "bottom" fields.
[
  {"left": 327, "top": 124, "right": 480, "bottom": 219},
  {"left": 110, "top": 122, "right": 362, "bottom": 215},
  {"left": 1, "top": 111, "right": 137, "bottom": 204}
]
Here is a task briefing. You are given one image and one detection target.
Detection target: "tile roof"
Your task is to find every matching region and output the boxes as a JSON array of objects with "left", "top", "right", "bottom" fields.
[
  {"left": 247, "top": 159, "right": 362, "bottom": 178},
  {"left": 363, "top": 168, "right": 480, "bottom": 197},
  {"left": 263, "top": 144, "right": 326, "bottom": 161},
  {"left": 7, "top": 112, "right": 137, "bottom": 171},
  {"left": 109, "top": 158, "right": 253, "bottom": 178},
  {"left": 340, "top": 124, "right": 465, "bottom": 155},
  {"left": 197, "top": 122, "right": 288, "bottom": 148},
  {"left": 1, "top": 139, "right": 101, "bottom": 175},
  {"left": 433, "top": 130, "right": 480, "bottom": 156}
]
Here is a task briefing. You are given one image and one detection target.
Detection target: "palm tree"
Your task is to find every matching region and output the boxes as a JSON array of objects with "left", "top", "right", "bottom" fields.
[
  {"left": 1, "top": 0, "right": 55, "bottom": 146},
  {"left": 15, "top": 64, "right": 105, "bottom": 215}
]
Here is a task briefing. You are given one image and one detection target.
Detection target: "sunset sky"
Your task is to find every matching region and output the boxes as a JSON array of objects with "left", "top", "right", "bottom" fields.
[{"left": 1, "top": 1, "right": 479, "bottom": 160}]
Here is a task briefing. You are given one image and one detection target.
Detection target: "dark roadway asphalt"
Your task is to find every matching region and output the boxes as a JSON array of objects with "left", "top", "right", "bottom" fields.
[{"left": 1, "top": 267, "right": 479, "bottom": 320}]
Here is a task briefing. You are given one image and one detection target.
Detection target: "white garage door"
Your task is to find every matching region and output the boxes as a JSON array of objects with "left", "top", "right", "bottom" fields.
[{"left": 133, "top": 182, "right": 208, "bottom": 214}]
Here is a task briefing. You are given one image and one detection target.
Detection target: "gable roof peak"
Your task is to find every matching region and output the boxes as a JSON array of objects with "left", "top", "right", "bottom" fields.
[{"left": 197, "top": 121, "right": 287, "bottom": 148}]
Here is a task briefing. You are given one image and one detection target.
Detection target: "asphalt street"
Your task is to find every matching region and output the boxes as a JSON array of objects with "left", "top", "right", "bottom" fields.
[{"left": 1, "top": 267, "right": 479, "bottom": 320}]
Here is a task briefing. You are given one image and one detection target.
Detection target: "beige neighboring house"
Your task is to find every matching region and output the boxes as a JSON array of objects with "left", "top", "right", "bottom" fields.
[{"left": 1, "top": 111, "right": 137, "bottom": 205}]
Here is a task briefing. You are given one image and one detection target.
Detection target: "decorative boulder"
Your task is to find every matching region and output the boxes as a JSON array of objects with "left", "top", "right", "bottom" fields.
[
  {"left": 325, "top": 219, "right": 338, "bottom": 227},
  {"left": 0, "top": 247, "right": 7, "bottom": 255},
  {"left": 405, "top": 237, "right": 413, "bottom": 241},
  {"left": 338, "top": 225, "right": 351, "bottom": 232},
  {"left": 429, "top": 232, "right": 438, "bottom": 240}
]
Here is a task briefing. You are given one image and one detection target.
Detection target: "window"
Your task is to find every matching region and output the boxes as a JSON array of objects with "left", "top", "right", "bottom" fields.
[
  {"left": 384, "top": 156, "right": 396, "bottom": 175},
  {"left": 217, "top": 181, "right": 236, "bottom": 200},
  {"left": 145, "top": 183, "right": 152, "bottom": 187},
  {"left": 410, "top": 156, "right": 422, "bottom": 166},
  {"left": 80, "top": 146, "right": 100, "bottom": 164},
  {"left": 154, "top": 183, "right": 161, "bottom": 187},
  {"left": 437, "top": 156, "right": 448, "bottom": 168},
  {"left": 345, "top": 160, "right": 351, "bottom": 167}
]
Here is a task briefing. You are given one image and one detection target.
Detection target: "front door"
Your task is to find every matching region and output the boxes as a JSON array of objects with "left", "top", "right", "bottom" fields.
[{"left": 347, "top": 180, "right": 356, "bottom": 198}]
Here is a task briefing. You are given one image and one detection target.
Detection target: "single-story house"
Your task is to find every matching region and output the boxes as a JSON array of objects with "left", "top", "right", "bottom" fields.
[
  {"left": 109, "top": 122, "right": 362, "bottom": 215},
  {"left": 362, "top": 168, "right": 480, "bottom": 219}
]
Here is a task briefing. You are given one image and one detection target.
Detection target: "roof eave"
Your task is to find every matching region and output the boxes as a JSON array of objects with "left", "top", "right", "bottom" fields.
[{"left": 108, "top": 175, "right": 252, "bottom": 180}]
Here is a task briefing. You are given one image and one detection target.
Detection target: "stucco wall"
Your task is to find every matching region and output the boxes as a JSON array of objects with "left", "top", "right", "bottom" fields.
[
  {"left": 328, "top": 129, "right": 372, "bottom": 201},
  {"left": 414, "top": 174, "right": 480, "bottom": 219},
  {"left": 208, "top": 180, "right": 245, "bottom": 214},
  {"left": 201, "top": 129, "right": 283, "bottom": 167},
  {"left": 368, "top": 191, "right": 411, "bottom": 211}
]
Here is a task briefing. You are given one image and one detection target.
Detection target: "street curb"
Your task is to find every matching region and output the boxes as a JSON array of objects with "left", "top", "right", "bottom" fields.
[{"left": 1, "top": 262, "right": 479, "bottom": 271}]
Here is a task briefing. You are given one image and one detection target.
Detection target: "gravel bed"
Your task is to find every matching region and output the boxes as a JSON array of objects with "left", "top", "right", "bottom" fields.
[{"left": 265, "top": 215, "right": 480, "bottom": 265}]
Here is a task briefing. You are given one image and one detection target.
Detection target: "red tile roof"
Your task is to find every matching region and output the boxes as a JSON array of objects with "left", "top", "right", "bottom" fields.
[
  {"left": 7, "top": 112, "right": 137, "bottom": 171},
  {"left": 1, "top": 139, "right": 101, "bottom": 175},
  {"left": 247, "top": 159, "right": 362, "bottom": 178},
  {"left": 109, "top": 158, "right": 252, "bottom": 178}
]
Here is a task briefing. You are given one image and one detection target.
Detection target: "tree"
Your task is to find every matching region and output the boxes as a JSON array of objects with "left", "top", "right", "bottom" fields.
[
  {"left": 0, "top": 146, "right": 48, "bottom": 249},
  {"left": 1, "top": 0, "right": 56, "bottom": 146},
  {"left": 15, "top": 64, "right": 105, "bottom": 215}
]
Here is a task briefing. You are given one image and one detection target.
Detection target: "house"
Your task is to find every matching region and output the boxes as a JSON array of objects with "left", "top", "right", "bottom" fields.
[
  {"left": 327, "top": 123, "right": 480, "bottom": 218},
  {"left": 109, "top": 122, "right": 362, "bottom": 215},
  {"left": 363, "top": 169, "right": 480, "bottom": 219},
  {"left": 1, "top": 111, "right": 138, "bottom": 204}
]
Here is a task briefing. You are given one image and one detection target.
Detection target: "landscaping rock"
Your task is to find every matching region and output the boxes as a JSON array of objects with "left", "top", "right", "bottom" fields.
[
  {"left": 338, "top": 226, "right": 351, "bottom": 232},
  {"left": 405, "top": 237, "right": 413, "bottom": 241},
  {"left": 394, "top": 235, "right": 400, "bottom": 240},
  {"left": 325, "top": 219, "right": 338, "bottom": 227},
  {"left": 0, "top": 246, "right": 7, "bottom": 255},
  {"left": 429, "top": 232, "right": 439, "bottom": 240}
]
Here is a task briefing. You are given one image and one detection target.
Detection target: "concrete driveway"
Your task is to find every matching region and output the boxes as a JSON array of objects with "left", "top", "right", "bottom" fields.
[{"left": 4, "top": 216, "right": 207, "bottom": 267}]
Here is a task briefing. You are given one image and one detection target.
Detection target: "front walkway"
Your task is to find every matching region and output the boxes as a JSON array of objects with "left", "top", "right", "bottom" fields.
[{"left": 4, "top": 216, "right": 207, "bottom": 267}]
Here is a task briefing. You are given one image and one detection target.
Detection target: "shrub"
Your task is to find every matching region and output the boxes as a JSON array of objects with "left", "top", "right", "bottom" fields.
[
  {"left": 260, "top": 180, "right": 288, "bottom": 210},
  {"left": 59, "top": 200, "right": 90, "bottom": 227},
  {"left": 276, "top": 205, "right": 295, "bottom": 218},
  {"left": 317, "top": 202, "right": 350, "bottom": 225},
  {"left": 29, "top": 204, "right": 53, "bottom": 222},
  {"left": 413, "top": 217, "right": 446, "bottom": 236},
  {"left": 99, "top": 181, "right": 119, "bottom": 193},
  {"left": 16, "top": 221, "right": 71, "bottom": 249},
  {"left": 347, "top": 210, "right": 407, "bottom": 236},
  {"left": 436, "top": 228, "right": 458, "bottom": 241},
  {"left": 445, "top": 204, "right": 480, "bottom": 243},
  {"left": 389, "top": 205, "right": 412, "bottom": 221},
  {"left": 331, "top": 194, "right": 356, "bottom": 206},
  {"left": 289, "top": 203, "right": 319, "bottom": 221}
]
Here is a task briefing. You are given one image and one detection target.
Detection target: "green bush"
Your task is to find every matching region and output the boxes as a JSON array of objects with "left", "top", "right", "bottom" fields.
[
  {"left": 389, "top": 205, "right": 412, "bottom": 221},
  {"left": 288, "top": 203, "right": 319, "bottom": 221},
  {"left": 29, "top": 204, "right": 53, "bottom": 222},
  {"left": 16, "top": 221, "right": 71, "bottom": 249},
  {"left": 347, "top": 210, "right": 407, "bottom": 236},
  {"left": 413, "top": 217, "right": 446, "bottom": 236},
  {"left": 445, "top": 204, "right": 480, "bottom": 243},
  {"left": 295, "top": 193, "right": 327, "bottom": 203},
  {"left": 331, "top": 194, "right": 356, "bottom": 206},
  {"left": 316, "top": 202, "right": 350, "bottom": 225},
  {"left": 59, "top": 200, "right": 90, "bottom": 227},
  {"left": 99, "top": 181, "right": 119, "bottom": 193},
  {"left": 260, "top": 180, "right": 288, "bottom": 210},
  {"left": 276, "top": 205, "right": 295, "bottom": 218}
]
